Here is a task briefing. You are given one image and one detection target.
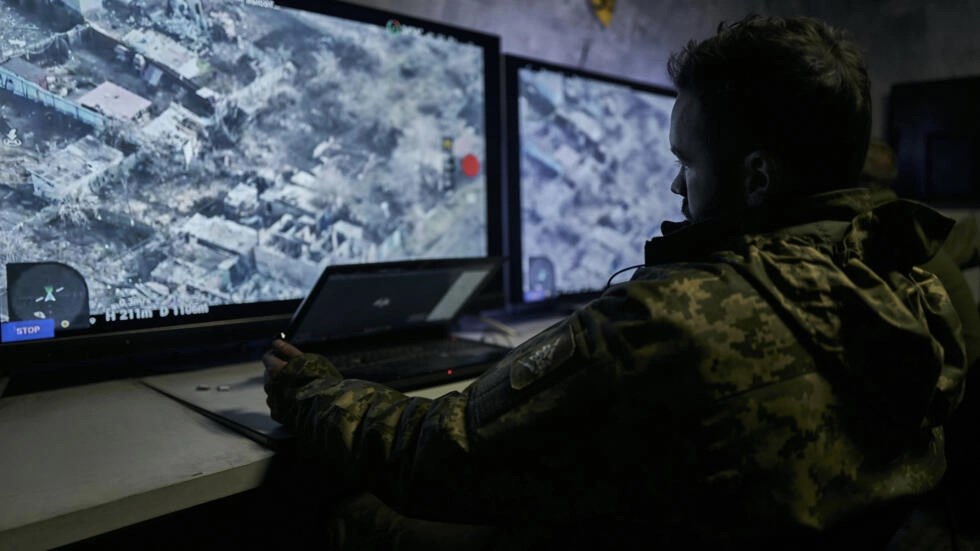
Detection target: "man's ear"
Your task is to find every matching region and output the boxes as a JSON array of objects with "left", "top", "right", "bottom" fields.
[{"left": 742, "top": 151, "right": 780, "bottom": 208}]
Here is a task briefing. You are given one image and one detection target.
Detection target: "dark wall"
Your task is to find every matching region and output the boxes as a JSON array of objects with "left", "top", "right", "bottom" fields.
[{"left": 345, "top": 0, "right": 980, "bottom": 140}]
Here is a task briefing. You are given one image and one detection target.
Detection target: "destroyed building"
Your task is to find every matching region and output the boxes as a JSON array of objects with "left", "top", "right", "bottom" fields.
[
  {"left": 78, "top": 81, "right": 152, "bottom": 122},
  {"left": 177, "top": 213, "right": 258, "bottom": 270},
  {"left": 1, "top": 57, "right": 48, "bottom": 88},
  {"left": 150, "top": 241, "right": 239, "bottom": 301},
  {"left": 61, "top": 0, "right": 103, "bottom": 16},
  {"left": 29, "top": 135, "right": 124, "bottom": 201},
  {"left": 0, "top": 58, "right": 106, "bottom": 128},
  {"left": 167, "top": 0, "right": 209, "bottom": 32},
  {"left": 141, "top": 104, "right": 199, "bottom": 150},
  {"left": 122, "top": 28, "right": 203, "bottom": 81},
  {"left": 258, "top": 181, "right": 334, "bottom": 226},
  {"left": 255, "top": 213, "right": 326, "bottom": 286},
  {"left": 223, "top": 182, "right": 259, "bottom": 219}
]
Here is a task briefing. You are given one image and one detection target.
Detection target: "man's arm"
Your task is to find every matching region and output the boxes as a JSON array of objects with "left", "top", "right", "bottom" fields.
[
  {"left": 264, "top": 302, "right": 640, "bottom": 524},
  {"left": 264, "top": 277, "right": 713, "bottom": 528}
]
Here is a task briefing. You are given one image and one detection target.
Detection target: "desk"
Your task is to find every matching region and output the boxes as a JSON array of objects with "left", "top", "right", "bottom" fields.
[
  {"left": 0, "top": 380, "right": 274, "bottom": 550},
  {"left": 0, "top": 314, "right": 562, "bottom": 550}
]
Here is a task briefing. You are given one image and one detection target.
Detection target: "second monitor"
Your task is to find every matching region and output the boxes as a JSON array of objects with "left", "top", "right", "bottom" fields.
[{"left": 505, "top": 55, "right": 682, "bottom": 305}]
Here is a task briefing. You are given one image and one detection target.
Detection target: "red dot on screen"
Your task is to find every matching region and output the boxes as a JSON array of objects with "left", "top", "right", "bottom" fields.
[
  {"left": 461, "top": 154, "right": 480, "bottom": 177},
  {"left": 447, "top": 369, "right": 454, "bottom": 376}
]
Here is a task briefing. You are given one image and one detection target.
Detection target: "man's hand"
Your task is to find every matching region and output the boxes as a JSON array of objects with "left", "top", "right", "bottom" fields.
[
  {"left": 263, "top": 340, "right": 344, "bottom": 425},
  {"left": 263, "top": 339, "right": 304, "bottom": 382}
]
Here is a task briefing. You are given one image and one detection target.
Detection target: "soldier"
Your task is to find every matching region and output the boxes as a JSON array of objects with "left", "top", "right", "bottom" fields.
[{"left": 265, "top": 15, "right": 967, "bottom": 550}]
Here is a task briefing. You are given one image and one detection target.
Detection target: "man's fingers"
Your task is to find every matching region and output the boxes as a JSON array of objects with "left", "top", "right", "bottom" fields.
[
  {"left": 265, "top": 341, "right": 304, "bottom": 381},
  {"left": 273, "top": 339, "right": 304, "bottom": 359},
  {"left": 262, "top": 350, "right": 287, "bottom": 373}
]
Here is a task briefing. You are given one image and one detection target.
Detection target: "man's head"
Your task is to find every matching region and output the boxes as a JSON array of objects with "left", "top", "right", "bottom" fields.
[{"left": 667, "top": 15, "right": 871, "bottom": 223}]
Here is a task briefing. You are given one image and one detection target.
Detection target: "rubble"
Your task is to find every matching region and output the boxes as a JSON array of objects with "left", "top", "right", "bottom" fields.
[
  {"left": 519, "top": 68, "right": 681, "bottom": 300},
  {"left": 1, "top": 0, "right": 488, "bottom": 321}
]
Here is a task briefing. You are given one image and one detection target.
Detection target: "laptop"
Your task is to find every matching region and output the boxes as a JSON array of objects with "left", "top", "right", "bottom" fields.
[
  {"left": 142, "top": 364, "right": 294, "bottom": 449},
  {"left": 279, "top": 257, "right": 511, "bottom": 390}
]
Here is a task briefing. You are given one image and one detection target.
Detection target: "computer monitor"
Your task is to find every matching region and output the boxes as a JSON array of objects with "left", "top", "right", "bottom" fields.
[
  {"left": 888, "top": 76, "right": 980, "bottom": 204},
  {"left": 0, "top": 0, "right": 501, "bottom": 367},
  {"left": 504, "top": 55, "right": 680, "bottom": 305}
]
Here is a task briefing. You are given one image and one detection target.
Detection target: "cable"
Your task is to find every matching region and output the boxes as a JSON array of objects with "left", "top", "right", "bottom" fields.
[{"left": 604, "top": 264, "right": 646, "bottom": 291}]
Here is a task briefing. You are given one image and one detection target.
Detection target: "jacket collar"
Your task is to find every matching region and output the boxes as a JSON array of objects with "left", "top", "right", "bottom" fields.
[{"left": 644, "top": 188, "right": 954, "bottom": 266}]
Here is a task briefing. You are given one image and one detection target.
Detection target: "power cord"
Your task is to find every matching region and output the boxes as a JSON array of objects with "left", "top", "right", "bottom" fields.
[{"left": 604, "top": 264, "right": 646, "bottom": 291}]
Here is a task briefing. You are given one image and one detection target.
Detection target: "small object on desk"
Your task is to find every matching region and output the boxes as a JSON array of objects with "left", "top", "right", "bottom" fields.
[
  {"left": 196, "top": 384, "right": 210, "bottom": 391},
  {"left": 217, "top": 385, "right": 231, "bottom": 391},
  {"left": 478, "top": 315, "right": 519, "bottom": 337}
]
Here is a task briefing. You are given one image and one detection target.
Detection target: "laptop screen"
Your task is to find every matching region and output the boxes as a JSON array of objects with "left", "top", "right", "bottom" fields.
[{"left": 287, "top": 260, "right": 498, "bottom": 344}]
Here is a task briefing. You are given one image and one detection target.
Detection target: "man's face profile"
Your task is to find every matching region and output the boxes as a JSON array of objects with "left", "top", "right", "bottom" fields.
[{"left": 669, "top": 92, "right": 731, "bottom": 224}]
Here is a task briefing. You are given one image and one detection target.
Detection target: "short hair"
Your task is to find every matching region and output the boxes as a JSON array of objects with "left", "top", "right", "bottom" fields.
[{"left": 667, "top": 15, "right": 871, "bottom": 195}]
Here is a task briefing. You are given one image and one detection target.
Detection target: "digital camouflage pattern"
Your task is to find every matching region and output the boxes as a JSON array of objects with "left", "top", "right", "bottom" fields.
[
  {"left": 266, "top": 187, "right": 967, "bottom": 548},
  {"left": 867, "top": 187, "right": 980, "bottom": 368}
]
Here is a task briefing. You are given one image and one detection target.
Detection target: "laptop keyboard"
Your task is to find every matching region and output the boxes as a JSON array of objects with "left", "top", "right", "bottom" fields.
[{"left": 326, "top": 339, "right": 504, "bottom": 369}]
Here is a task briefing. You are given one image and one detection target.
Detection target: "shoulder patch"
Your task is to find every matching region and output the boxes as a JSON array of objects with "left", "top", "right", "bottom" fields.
[
  {"left": 467, "top": 320, "right": 581, "bottom": 432},
  {"left": 507, "top": 321, "right": 577, "bottom": 390}
]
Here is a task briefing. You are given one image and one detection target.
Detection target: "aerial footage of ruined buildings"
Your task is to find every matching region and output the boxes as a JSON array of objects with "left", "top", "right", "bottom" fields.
[
  {"left": 518, "top": 68, "right": 680, "bottom": 299},
  {"left": 0, "top": 0, "right": 487, "bottom": 322}
]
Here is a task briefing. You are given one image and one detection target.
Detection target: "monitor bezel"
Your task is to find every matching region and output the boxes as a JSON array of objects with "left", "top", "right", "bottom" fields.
[
  {"left": 1, "top": 0, "right": 503, "bottom": 368},
  {"left": 503, "top": 54, "right": 677, "bottom": 307}
]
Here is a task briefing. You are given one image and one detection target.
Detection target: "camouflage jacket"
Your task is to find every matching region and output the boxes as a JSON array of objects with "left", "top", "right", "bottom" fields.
[
  {"left": 266, "top": 188, "right": 966, "bottom": 548},
  {"left": 871, "top": 187, "right": 980, "bottom": 367}
]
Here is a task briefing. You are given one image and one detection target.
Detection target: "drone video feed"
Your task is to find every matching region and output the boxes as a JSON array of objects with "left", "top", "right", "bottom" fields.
[
  {"left": 0, "top": 0, "right": 487, "bottom": 338},
  {"left": 518, "top": 66, "right": 680, "bottom": 302}
]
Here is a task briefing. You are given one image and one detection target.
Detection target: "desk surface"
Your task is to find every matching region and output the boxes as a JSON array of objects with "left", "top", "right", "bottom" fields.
[
  {"left": 0, "top": 380, "right": 274, "bottom": 551},
  {"left": 0, "top": 313, "right": 563, "bottom": 550},
  {"left": 136, "top": 312, "right": 563, "bottom": 445}
]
